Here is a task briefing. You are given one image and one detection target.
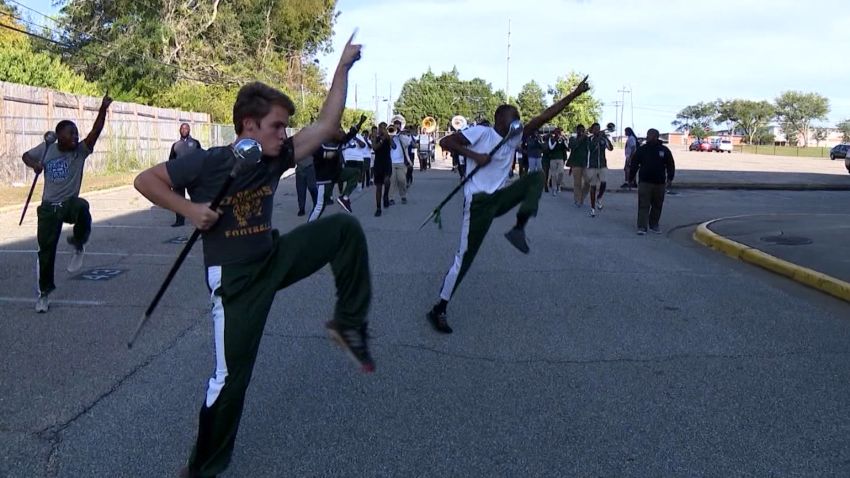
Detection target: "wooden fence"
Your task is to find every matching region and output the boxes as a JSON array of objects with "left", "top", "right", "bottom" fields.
[{"left": 0, "top": 81, "right": 235, "bottom": 187}]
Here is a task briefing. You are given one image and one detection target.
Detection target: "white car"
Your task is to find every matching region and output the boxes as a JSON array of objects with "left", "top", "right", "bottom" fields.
[{"left": 711, "top": 138, "right": 733, "bottom": 153}]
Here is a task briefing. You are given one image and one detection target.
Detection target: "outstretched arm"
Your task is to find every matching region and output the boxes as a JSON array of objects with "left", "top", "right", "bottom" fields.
[
  {"left": 524, "top": 76, "right": 590, "bottom": 137},
  {"left": 83, "top": 93, "right": 113, "bottom": 151},
  {"left": 439, "top": 133, "right": 488, "bottom": 166},
  {"left": 291, "top": 33, "right": 362, "bottom": 160}
]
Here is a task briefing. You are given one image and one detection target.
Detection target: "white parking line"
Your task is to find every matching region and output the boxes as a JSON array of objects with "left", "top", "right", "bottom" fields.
[
  {"left": 0, "top": 249, "right": 191, "bottom": 258},
  {"left": 0, "top": 297, "right": 105, "bottom": 306}
]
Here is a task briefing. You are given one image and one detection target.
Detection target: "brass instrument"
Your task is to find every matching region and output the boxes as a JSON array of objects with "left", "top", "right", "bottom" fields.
[
  {"left": 387, "top": 124, "right": 398, "bottom": 136},
  {"left": 421, "top": 116, "right": 437, "bottom": 133},
  {"left": 451, "top": 115, "right": 467, "bottom": 131},
  {"left": 387, "top": 114, "right": 406, "bottom": 136}
]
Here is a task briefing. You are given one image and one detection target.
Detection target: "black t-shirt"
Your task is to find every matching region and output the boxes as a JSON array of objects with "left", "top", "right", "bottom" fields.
[
  {"left": 166, "top": 139, "right": 294, "bottom": 267},
  {"left": 374, "top": 139, "right": 391, "bottom": 172},
  {"left": 313, "top": 143, "right": 344, "bottom": 183}
]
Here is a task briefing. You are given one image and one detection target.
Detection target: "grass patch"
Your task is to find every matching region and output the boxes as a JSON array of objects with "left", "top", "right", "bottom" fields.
[
  {"left": 734, "top": 145, "right": 830, "bottom": 158},
  {"left": 0, "top": 171, "right": 136, "bottom": 208}
]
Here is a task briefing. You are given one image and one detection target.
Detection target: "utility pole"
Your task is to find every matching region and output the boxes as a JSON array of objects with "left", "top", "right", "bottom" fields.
[
  {"left": 387, "top": 83, "right": 392, "bottom": 121},
  {"left": 617, "top": 86, "right": 631, "bottom": 136},
  {"left": 506, "top": 19, "right": 511, "bottom": 102},
  {"left": 374, "top": 74, "right": 379, "bottom": 124},
  {"left": 612, "top": 100, "right": 623, "bottom": 137},
  {"left": 354, "top": 83, "right": 358, "bottom": 111}
]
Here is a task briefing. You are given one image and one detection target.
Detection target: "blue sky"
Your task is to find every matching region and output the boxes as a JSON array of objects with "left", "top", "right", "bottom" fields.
[{"left": 23, "top": 0, "right": 850, "bottom": 132}]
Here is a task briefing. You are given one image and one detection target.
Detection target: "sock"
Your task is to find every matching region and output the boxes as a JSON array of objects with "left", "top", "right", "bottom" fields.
[{"left": 433, "top": 299, "right": 448, "bottom": 315}]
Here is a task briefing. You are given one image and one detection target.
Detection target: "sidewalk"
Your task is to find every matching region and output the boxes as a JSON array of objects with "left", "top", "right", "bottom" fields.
[{"left": 694, "top": 214, "right": 850, "bottom": 302}]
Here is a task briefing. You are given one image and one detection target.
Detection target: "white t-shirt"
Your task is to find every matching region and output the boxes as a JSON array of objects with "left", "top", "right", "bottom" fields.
[
  {"left": 461, "top": 125, "right": 522, "bottom": 196},
  {"left": 345, "top": 134, "right": 371, "bottom": 161},
  {"left": 389, "top": 135, "right": 411, "bottom": 164},
  {"left": 625, "top": 136, "right": 637, "bottom": 159}
]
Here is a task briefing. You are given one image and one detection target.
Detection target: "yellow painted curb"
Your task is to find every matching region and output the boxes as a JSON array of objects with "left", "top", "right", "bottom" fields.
[{"left": 693, "top": 220, "right": 850, "bottom": 303}]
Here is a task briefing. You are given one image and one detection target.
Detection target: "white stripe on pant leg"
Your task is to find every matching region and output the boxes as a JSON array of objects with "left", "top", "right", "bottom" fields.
[
  {"left": 308, "top": 184, "right": 326, "bottom": 222},
  {"left": 205, "top": 266, "right": 228, "bottom": 408},
  {"left": 439, "top": 196, "right": 472, "bottom": 301}
]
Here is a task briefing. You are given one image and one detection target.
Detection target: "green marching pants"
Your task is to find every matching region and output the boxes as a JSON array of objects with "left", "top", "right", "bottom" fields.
[
  {"left": 188, "top": 214, "right": 371, "bottom": 476},
  {"left": 309, "top": 167, "right": 359, "bottom": 222},
  {"left": 36, "top": 197, "right": 91, "bottom": 294},
  {"left": 438, "top": 171, "right": 543, "bottom": 301}
]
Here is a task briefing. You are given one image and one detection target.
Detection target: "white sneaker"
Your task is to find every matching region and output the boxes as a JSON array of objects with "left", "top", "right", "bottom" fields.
[
  {"left": 597, "top": 198, "right": 604, "bottom": 210},
  {"left": 637, "top": 228, "right": 647, "bottom": 236},
  {"left": 67, "top": 246, "right": 85, "bottom": 273},
  {"left": 589, "top": 208, "right": 596, "bottom": 218},
  {"left": 35, "top": 294, "right": 49, "bottom": 313},
  {"left": 650, "top": 226, "right": 663, "bottom": 234}
]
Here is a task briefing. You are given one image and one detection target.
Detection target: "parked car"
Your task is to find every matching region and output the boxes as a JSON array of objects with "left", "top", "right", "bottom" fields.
[
  {"left": 689, "top": 140, "right": 712, "bottom": 152},
  {"left": 711, "top": 138, "right": 733, "bottom": 153},
  {"left": 829, "top": 144, "right": 849, "bottom": 160}
]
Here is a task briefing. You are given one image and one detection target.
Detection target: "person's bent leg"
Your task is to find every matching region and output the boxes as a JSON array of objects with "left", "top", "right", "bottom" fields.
[{"left": 65, "top": 197, "right": 92, "bottom": 248}]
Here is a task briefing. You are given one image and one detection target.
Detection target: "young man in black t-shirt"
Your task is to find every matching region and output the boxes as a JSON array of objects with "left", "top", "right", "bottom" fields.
[{"left": 134, "top": 37, "right": 373, "bottom": 478}]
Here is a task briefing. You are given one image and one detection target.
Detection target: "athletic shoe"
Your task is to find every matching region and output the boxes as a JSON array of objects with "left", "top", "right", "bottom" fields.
[
  {"left": 297, "top": 209, "right": 306, "bottom": 217},
  {"left": 35, "top": 294, "right": 49, "bottom": 313},
  {"left": 66, "top": 242, "right": 85, "bottom": 273},
  {"left": 650, "top": 226, "right": 662, "bottom": 234},
  {"left": 426, "top": 309, "right": 453, "bottom": 334},
  {"left": 389, "top": 199, "right": 396, "bottom": 206},
  {"left": 374, "top": 209, "right": 382, "bottom": 217},
  {"left": 504, "top": 227, "right": 530, "bottom": 254},
  {"left": 620, "top": 182, "right": 629, "bottom": 189},
  {"left": 589, "top": 208, "right": 596, "bottom": 218},
  {"left": 637, "top": 228, "right": 647, "bottom": 236},
  {"left": 325, "top": 320, "right": 375, "bottom": 373},
  {"left": 401, "top": 197, "right": 407, "bottom": 204},
  {"left": 336, "top": 196, "right": 352, "bottom": 213},
  {"left": 597, "top": 198, "right": 604, "bottom": 210}
]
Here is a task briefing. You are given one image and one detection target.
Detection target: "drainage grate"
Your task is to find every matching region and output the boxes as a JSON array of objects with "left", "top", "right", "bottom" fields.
[{"left": 760, "top": 235, "right": 813, "bottom": 246}]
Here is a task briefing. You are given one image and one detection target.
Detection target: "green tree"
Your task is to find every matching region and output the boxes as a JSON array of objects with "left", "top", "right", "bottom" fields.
[
  {"left": 53, "top": 0, "right": 336, "bottom": 105},
  {"left": 774, "top": 91, "right": 829, "bottom": 147},
  {"left": 516, "top": 80, "right": 546, "bottom": 120},
  {"left": 812, "top": 127, "right": 829, "bottom": 147},
  {"left": 837, "top": 119, "right": 850, "bottom": 143},
  {"left": 753, "top": 127, "right": 775, "bottom": 145},
  {"left": 715, "top": 99, "right": 775, "bottom": 144},
  {"left": 672, "top": 102, "right": 716, "bottom": 135},
  {"left": 782, "top": 122, "right": 798, "bottom": 146},
  {"left": 546, "top": 72, "right": 602, "bottom": 132},
  {"left": 0, "top": 4, "right": 98, "bottom": 95},
  {"left": 394, "top": 67, "right": 505, "bottom": 129}
]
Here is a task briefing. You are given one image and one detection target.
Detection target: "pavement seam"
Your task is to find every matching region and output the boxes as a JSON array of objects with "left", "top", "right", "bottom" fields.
[
  {"left": 693, "top": 219, "right": 850, "bottom": 304},
  {"left": 259, "top": 333, "right": 850, "bottom": 366},
  {"left": 36, "top": 312, "right": 206, "bottom": 477}
]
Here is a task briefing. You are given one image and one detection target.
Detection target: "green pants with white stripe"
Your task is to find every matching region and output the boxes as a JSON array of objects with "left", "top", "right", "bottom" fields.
[
  {"left": 188, "top": 214, "right": 371, "bottom": 477},
  {"left": 36, "top": 197, "right": 91, "bottom": 294},
  {"left": 439, "top": 171, "right": 543, "bottom": 301}
]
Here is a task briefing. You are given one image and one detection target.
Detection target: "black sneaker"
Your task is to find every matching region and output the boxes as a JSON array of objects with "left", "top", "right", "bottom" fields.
[
  {"left": 374, "top": 209, "right": 382, "bottom": 217},
  {"left": 401, "top": 197, "right": 407, "bottom": 204},
  {"left": 337, "top": 196, "right": 352, "bottom": 213},
  {"left": 325, "top": 321, "right": 375, "bottom": 372},
  {"left": 389, "top": 199, "right": 396, "bottom": 206},
  {"left": 504, "top": 228, "right": 530, "bottom": 254},
  {"left": 426, "top": 309, "right": 453, "bottom": 334},
  {"left": 297, "top": 209, "right": 305, "bottom": 217}
]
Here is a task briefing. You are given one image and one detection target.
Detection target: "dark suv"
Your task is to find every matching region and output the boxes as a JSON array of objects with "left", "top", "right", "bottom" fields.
[{"left": 829, "top": 144, "right": 849, "bottom": 160}]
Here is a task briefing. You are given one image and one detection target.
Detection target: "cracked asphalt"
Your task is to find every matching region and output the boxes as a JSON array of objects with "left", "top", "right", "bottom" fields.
[{"left": 2, "top": 160, "right": 849, "bottom": 477}]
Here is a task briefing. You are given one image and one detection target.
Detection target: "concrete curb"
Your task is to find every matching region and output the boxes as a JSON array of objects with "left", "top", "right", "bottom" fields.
[
  {"left": 693, "top": 219, "right": 850, "bottom": 303},
  {"left": 1, "top": 169, "right": 296, "bottom": 214}
]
